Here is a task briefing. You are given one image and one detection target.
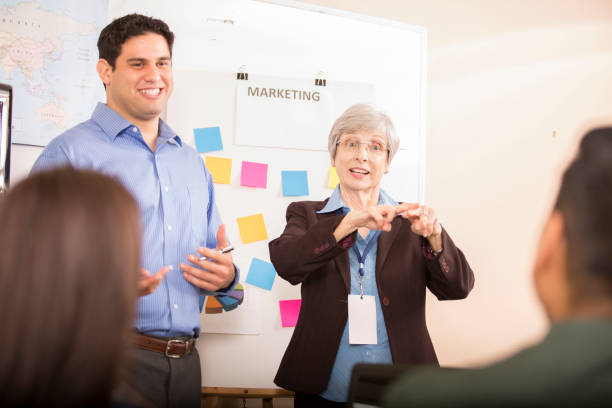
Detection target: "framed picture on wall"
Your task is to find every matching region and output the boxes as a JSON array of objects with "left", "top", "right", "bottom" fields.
[{"left": 0, "top": 83, "right": 12, "bottom": 194}]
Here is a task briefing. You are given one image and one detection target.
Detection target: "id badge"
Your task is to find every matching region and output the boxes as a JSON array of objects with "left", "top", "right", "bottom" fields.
[{"left": 348, "top": 294, "right": 377, "bottom": 344}]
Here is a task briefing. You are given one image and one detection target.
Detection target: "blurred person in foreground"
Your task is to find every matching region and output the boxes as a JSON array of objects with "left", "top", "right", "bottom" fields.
[
  {"left": 0, "top": 167, "right": 143, "bottom": 407},
  {"left": 269, "top": 103, "right": 475, "bottom": 407},
  {"left": 384, "top": 127, "right": 612, "bottom": 407}
]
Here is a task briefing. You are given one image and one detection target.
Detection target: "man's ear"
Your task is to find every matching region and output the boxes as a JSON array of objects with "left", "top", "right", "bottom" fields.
[
  {"left": 533, "top": 210, "right": 569, "bottom": 321},
  {"left": 96, "top": 59, "right": 112, "bottom": 86},
  {"left": 534, "top": 211, "right": 564, "bottom": 272}
]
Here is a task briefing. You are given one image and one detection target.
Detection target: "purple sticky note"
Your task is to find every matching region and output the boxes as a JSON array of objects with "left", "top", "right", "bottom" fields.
[
  {"left": 279, "top": 299, "right": 301, "bottom": 328},
  {"left": 241, "top": 161, "right": 268, "bottom": 188}
]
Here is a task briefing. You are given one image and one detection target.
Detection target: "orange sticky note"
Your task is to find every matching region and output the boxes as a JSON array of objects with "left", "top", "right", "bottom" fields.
[
  {"left": 328, "top": 166, "right": 339, "bottom": 188},
  {"left": 237, "top": 213, "right": 268, "bottom": 244},
  {"left": 205, "top": 296, "right": 223, "bottom": 314},
  {"left": 205, "top": 156, "right": 232, "bottom": 184}
]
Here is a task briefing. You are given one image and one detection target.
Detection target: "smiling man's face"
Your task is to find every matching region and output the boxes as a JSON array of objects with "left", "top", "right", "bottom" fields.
[{"left": 98, "top": 32, "right": 173, "bottom": 127}]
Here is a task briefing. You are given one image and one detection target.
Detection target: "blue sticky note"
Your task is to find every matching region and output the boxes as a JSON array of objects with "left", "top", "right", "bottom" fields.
[
  {"left": 194, "top": 126, "right": 223, "bottom": 153},
  {"left": 245, "top": 258, "right": 277, "bottom": 291},
  {"left": 281, "top": 170, "right": 309, "bottom": 196}
]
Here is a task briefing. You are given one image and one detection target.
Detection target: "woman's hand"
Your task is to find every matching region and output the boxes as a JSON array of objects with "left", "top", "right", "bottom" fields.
[
  {"left": 333, "top": 204, "right": 403, "bottom": 242},
  {"left": 397, "top": 203, "right": 443, "bottom": 251},
  {"left": 348, "top": 205, "right": 399, "bottom": 231}
]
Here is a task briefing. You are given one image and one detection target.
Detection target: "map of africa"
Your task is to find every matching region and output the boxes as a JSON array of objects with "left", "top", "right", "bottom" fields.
[{"left": 0, "top": 0, "right": 108, "bottom": 146}]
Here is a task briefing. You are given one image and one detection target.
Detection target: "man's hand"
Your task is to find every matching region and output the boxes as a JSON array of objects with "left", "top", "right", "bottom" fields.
[
  {"left": 180, "top": 224, "right": 236, "bottom": 291},
  {"left": 138, "top": 266, "right": 169, "bottom": 296},
  {"left": 397, "top": 203, "right": 443, "bottom": 251}
]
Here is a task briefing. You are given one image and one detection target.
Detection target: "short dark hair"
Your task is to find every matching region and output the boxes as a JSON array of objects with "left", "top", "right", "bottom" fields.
[
  {"left": 0, "top": 167, "right": 142, "bottom": 406},
  {"left": 98, "top": 13, "right": 174, "bottom": 69},
  {"left": 555, "top": 127, "right": 612, "bottom": 302}
]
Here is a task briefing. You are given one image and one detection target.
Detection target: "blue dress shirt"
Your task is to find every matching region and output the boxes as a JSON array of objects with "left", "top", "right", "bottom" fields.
[
  {"left": 31, "top": 102, "right": 238, "bottom": 337},
  {"left": 317, "top": 186, "right": 395, "bottom": 402}
]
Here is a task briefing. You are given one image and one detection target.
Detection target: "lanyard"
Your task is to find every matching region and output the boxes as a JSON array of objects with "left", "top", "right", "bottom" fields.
[{"left": 351, "top": 230, "right": 381, "bottom": 299}]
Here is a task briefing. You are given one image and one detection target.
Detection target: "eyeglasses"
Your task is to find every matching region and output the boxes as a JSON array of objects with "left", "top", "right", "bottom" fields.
[{"left": 336, "top": 138, "right": 389, "bottom": 154}]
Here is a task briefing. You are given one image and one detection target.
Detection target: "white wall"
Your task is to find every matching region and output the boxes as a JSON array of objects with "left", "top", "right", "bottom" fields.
[{"left": 10, "top": 3, "right": 612, "bottom": 405}]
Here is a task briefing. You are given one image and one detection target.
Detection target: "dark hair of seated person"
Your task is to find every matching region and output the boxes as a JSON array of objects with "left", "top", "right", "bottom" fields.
[
  {"left": 555, "top": 127, "right": 612, "bottom": 307},
  {"left": 0, "top": 167, "right": 142, "bottom": 407}
]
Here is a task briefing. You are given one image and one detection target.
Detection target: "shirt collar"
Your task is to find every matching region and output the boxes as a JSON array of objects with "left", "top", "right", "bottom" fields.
[
  {"left": 158, "top": 117, "right": 183, "bottom": 146},
  {"left": 91, "top": 102, "right": 182, "bottom": 146},
  {"left": 317, "top": 186, "right": 398, "bottom": 214}
]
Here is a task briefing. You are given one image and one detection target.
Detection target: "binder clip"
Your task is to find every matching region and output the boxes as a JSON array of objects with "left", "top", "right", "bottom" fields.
[
  {"left": 314, "top": 71, "right": 326, "bottom": 86},
  {"left": 236, "top": 65, "right": 248, "bottom": 80}
]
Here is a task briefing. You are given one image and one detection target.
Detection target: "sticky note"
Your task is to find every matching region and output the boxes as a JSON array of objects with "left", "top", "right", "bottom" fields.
[
  {"left": 241, "top": 161, "right": 268, "bottom": 188},
  {"left": 279, "top": 299, "right": 301, "bottom": 328},
  {"left": 236, "top": 213, "right": 268, "bottom": 244},
  {"left": 328, "top": 166, "right": 339, "bottom": 188},
  {"left": 246, "top": 258, "right": 277, "bottom": 290},
  {"left": 194, "top": 126, "right": 223, "bottom": 153},
  {"left": 205, "top": 156, "right": 232, "bottom": 184},
  {"left": 281, "top": 170, "right": 309, "bottom": 196},
  {"left": 205, "top": 296, "right": 223, "bottom": 314}
]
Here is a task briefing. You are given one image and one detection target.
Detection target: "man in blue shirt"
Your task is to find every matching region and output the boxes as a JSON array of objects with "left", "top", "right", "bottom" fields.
[{"left": 31, "top": 14, "right": 237, "bottom": 408}]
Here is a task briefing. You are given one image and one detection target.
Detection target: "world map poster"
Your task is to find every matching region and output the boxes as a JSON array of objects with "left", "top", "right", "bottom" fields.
[{"left": 0, "top": 0, "right": 108, "bottom": 146}]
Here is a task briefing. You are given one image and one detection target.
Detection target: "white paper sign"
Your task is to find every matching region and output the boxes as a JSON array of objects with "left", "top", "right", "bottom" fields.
[
  {"left": 201, "top": 285, "right": 261, "bottom": 335},
  {"left": 235, "top": 75, "right": 376, "bottom": 151},
  {"left": 348, "top": 294, "right": 377, "bottom": 344}
]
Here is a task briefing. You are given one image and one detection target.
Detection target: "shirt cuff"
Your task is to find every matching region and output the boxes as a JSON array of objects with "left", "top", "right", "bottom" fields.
[
  {"left": 421, "top": 237, "right": 441, "bottom": 259},
  {"left": 338, "top": 232, "right": 356, "bottom": 249}
]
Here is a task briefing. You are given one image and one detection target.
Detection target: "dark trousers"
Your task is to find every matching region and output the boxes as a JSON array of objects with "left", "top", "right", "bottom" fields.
[
  {"left": 124, "top": 346, "right": 201, "bottom": 408},
  {"left": 294, "top": 392, "right": 346, "bottom": 408}
]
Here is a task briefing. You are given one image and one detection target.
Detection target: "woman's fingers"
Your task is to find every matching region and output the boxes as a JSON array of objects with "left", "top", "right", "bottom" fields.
[{"left": 405, "top": 205, "right": 442, "bottom": 237}]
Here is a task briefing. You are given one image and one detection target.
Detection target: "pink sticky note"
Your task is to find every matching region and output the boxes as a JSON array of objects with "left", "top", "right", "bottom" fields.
[
  {"left": 240, "top": 161, "right": 268, "bottom": 188},
  {"left": 279, "top": 299, "right": 301, "bottom": 328}
]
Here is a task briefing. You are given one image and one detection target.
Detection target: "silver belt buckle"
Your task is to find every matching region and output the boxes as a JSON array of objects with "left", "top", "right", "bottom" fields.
[{"left": 165, "top": 339, "right": 185, "bottom": 359}]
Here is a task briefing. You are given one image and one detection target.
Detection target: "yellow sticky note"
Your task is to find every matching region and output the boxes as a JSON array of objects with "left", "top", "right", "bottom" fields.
[
  {"left": 237, "top": 213, "right": 269, "bottom": 244},
  {"left": 328, "top": 166, "right": 339, "bottom": 188},
  {"left": 205, "top": 156, "right": 232, "bottom": 184}
]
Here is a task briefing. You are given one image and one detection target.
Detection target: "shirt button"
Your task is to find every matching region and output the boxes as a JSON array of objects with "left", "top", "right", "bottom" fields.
[
  {"left": 366, "top": 351, "right": 371, "bottom": 356},
  {"left": 164, "top": 186, "right": 169, "bottom": 192},
  {"left": 167, "top": 225, "right": 172, "bottom": 231},
  {"left": 173, "top": 304, "right": 178, "bottom": 309},
  {"left": 382, "top": 297, "right": 390, "bottom": 306},
  {"left": 132, "top": 127, "right": 138, "bottom": 132},
  {"left": 168, "top": 265, "right": 174, "bottom": 270}
]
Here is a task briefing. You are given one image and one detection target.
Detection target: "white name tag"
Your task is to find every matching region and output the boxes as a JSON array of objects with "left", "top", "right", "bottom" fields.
[{"left": 348, "top": 294, "right": 377, "bottom": 344}]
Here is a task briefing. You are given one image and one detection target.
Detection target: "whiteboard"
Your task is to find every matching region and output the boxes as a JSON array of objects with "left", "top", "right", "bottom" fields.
[{"left": 110, "top": 0, "right": 427, "bottom": 388}]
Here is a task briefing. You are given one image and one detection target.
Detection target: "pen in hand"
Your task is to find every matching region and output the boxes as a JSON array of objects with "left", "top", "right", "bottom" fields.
[{"left": 199, "top": 245, "right": 234, "bottom": 261}]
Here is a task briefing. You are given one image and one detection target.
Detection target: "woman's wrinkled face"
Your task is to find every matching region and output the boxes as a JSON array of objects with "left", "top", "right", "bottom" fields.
[{"left": 332, "top": 129, "right": 390, "bottom": 193}]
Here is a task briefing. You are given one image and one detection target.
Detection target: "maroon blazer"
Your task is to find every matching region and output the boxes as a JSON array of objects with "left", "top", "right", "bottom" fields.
[{"left": 269, "top": 199, "right": 475, "bottom": 394}]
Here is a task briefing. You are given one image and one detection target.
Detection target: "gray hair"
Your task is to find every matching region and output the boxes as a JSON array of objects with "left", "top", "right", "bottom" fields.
[{"left": 328, "top": 103, "right": 399, "bottom": 162}]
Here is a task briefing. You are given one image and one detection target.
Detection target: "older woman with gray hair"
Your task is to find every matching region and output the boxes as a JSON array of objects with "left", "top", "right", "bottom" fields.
[{"left": 269, "top": 103, "right": 475, "bottom": 407}]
